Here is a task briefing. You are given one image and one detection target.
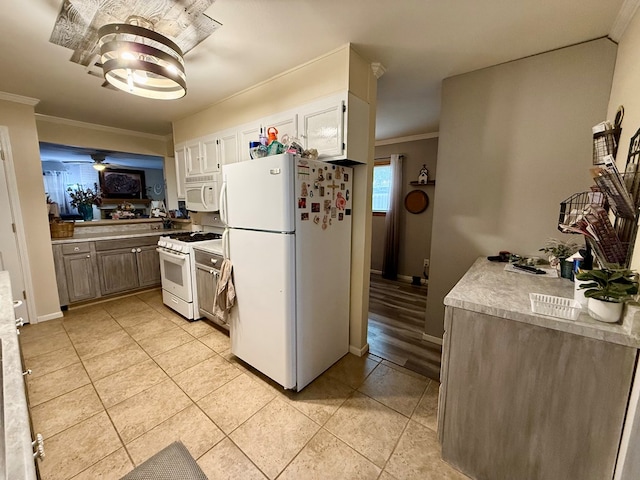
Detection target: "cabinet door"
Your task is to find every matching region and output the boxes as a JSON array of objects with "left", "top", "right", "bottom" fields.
[
  {"left": 185, "top": 139, "right": 203, "bottom": 177},
  {"left": 136, "top": 246, "right": 161, "bottom": 288},
  {"left": 196, "top": 264, "right": 217, "bottom": 316},
  {"left": 63, "top": 253, "right": 97, "bottom": 303},
  {"left": 175, "top": 145, "right": 187, "bottom": 199},
  {"left": 239, "top": 123, "right": 261, "bottom": 163},
  {"left": 263, "top": 111, "right": 298, "bottom": 145},
  {"left": 201, "top": 134, "right": 220, "bottom": 174},
  {"left": 97, "top": 249, "right": 139, "bottom": 295},
  {"left": 299, "top": 96, "right": 344, "bottom": 158},
  {"left": 219, "top": 130, "right": 239, "bottom": 165}
]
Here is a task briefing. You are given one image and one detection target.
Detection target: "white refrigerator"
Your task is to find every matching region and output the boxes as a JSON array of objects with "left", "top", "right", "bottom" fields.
[{"left": 220, "top": 153, "right": 353, "bottom": 391}]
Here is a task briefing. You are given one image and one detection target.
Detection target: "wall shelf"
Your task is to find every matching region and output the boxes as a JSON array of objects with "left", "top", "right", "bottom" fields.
[{"left": 409, "top": 180, "right": 436, "bottom": 186}]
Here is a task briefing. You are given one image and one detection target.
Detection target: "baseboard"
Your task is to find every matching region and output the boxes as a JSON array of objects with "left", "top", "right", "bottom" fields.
[
  {"left": 370, "top": 270, "right": 428, "bottom": 286},
  {"left": 36, "top": 311, "right": 64, "bottom": 323},
  {"left": 422, "top": 333, "right": 443, "bottom": 345},
  {"left": 349, "top": 343, "right": 370, "bottom": 356}
]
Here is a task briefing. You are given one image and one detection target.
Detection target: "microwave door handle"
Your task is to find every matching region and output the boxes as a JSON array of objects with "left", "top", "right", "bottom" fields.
[
  {"left": 200, "top": 185, "right": 209, "bottom": 210},
  {"left": 219, "top": 181, "right": 227, "bottom": 224}
]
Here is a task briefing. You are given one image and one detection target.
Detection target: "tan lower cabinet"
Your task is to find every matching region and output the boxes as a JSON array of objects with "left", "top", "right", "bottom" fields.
[
  {"left": 136, "top": 245, "right": 161, "bottom": 287},
  {"left": 53, "top": 235, "right": 161, "bottom": 306},
  {"left": 95, "top": 248, "right": 140, "bottom": 295}
]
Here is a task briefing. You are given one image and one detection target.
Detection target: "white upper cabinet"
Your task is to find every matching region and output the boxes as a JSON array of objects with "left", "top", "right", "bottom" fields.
[
  {"left": 185, "top": 135, "right": 221, "bottom": 178},
  {"left": 299, "top": 92, "right": 369, "bottom": 164},
  {"left": 174, "top": 143, "right": 187, "bottom": 199},
  {"left": 218, "top": 129, "right": 239, "bottom": 165},
  {"left": 239, "top": 124, "right": 261, "bottom": 163}
]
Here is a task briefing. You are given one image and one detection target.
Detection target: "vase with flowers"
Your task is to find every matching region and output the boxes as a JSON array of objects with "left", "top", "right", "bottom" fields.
[{"left": 67, "top": 183, "right": 102, "bottom": 221}]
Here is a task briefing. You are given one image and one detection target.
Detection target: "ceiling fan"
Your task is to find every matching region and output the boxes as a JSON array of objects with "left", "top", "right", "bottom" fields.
[{"left": 90, "top": 153, "right": 109, "bottom": 171}]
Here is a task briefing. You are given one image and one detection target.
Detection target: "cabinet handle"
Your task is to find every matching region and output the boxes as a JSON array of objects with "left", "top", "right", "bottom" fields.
[
  {"left": 137, "top": 248, "right": 142, "bottom": 253},
  {"left": 86, "top": 254, "right": 91, "bottom": 258},
  {"left": 210, "top": 259, "right": 218, "bottom": 264},
  {"left": 131, "top": 249, "right": 136, "bottom": 253},
  {"left": 13, "top": 300, "right": 22, "bottom": 309},
  {"left": 23, "top": 369, "right": 32, "bottom": 376},
  {"left": 74, "top": 247, "right": 80, "bottom": 251},
  {"left": 32, "top": 433, "right": 45, "bottom": 460}
]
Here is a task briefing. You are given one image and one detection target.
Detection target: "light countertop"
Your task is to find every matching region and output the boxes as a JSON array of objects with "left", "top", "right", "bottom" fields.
[
  {"left": 444, "top": 257, "right": 640, "bottom": 348},
  {"left": 0, "top": 271, "right": 37, "bottom": 479}
]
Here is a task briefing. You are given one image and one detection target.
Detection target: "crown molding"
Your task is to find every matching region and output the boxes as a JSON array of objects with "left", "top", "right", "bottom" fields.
[
  {"left": 0, "top": 91, "right": 39, "bottom": 106},
  {"left": 34, "top": 114, "right": 167, "bottom": 142},
  {"left": 610, "top": 0, "right": 640, "bottom": 42},
  {"left": 375, "top": 132, "right": 439, "bottom": 146}
]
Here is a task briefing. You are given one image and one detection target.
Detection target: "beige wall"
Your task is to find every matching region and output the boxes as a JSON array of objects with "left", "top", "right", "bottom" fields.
[
  {"left": 426, "top": 38, "right": 617, "bottom": 338},
  {"left": 372, "top": 138, "right": 438, "bottom": 277},
  {"left": 0, "top": 99, "right": 60, "bottom": 320},
  {"left": 174, "top": 44, "right": 376, "bottom": 353},
  {"left": 36, "top": 116, "right": 170, "bottom": 157},
  {"left": 608, "top": 11, "right": 640, "bottom": 272}
]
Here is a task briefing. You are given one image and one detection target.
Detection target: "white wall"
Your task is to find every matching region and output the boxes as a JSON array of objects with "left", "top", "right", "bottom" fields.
[{"left": 425, "top": 38, "right": 617, "bottom": 338}]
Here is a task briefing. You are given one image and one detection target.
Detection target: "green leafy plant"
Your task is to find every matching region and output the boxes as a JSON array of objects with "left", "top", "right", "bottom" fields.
[
  {"left": 575, "top": 267, "right": 639, "bottom": 303},
  {"left": 539, "top": 238, "right": 580, "bottom": 259},
  {"left": 67, "top": 183, "right": 102, "bottom": 208}
]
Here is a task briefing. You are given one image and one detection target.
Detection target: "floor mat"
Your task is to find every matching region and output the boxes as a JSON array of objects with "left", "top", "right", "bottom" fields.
[{"left": 120, "top": 441, "right": 207, "bottom": 480}]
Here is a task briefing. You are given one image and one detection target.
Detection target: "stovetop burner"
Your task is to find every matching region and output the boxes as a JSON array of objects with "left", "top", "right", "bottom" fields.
[{"left": 167, "top": 232, "right": 222, "bottom": 242}]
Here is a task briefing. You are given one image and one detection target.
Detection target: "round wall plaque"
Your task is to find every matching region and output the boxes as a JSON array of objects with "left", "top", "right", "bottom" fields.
[{"left": 404, "top": 190, "right": 429, "bottom": 214}]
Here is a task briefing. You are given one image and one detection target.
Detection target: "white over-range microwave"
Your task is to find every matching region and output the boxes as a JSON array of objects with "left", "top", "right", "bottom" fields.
[{"left": 185, "top": 175, "right": 219, "bottom": 212}]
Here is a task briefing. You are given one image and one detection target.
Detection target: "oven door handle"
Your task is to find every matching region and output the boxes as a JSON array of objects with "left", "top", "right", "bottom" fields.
[{"left": 156, "top": 248, "right": 188, "bottom": 262}]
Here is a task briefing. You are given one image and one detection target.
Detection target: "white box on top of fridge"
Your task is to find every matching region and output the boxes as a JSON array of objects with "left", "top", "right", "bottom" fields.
[{"left": 220, "top": 153, "right": 353, "bottom": 391}]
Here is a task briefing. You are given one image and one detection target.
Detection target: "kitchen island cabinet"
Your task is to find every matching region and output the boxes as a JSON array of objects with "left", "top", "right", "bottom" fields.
[
  {"left": 52, "top": 232, "right": 161, "bottom": 306},
  {"left": 438, "top": 258, "right": 640, "bottom": 480}
]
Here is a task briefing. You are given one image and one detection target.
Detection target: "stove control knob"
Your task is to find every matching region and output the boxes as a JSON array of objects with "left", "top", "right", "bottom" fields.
[{"left": 158, "top": 241, "right": 167, "bottom": 248}]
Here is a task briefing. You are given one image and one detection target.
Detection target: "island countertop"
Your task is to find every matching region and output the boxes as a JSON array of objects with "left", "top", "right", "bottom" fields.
[
  {"left": 444, "top": 257, "right": 640, "bottom": 348},
  {"left": 0, "top": 271, "right": 37, "bottom": 479}
]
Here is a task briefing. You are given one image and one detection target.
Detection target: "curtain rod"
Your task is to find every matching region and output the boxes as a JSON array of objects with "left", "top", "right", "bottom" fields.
[{"left": 374, "top": 154, "right": 404, "bottom": 160}]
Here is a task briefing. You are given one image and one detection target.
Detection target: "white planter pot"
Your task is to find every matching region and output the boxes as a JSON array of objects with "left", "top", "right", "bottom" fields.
[{"left": 587, "top": 298, "right": 624, "bottom": 323}]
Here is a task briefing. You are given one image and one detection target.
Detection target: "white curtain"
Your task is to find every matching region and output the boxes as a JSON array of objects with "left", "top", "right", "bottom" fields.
[
  {"left": 43, "top": 170, "right": 71, "bottom": 214},
  {"left": 382, "top": 154, "right": 403, "bottom": 279}
]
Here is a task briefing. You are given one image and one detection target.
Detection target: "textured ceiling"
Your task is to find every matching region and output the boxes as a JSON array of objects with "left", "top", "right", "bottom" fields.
[{"left": 0, "top": 0, "right": 629, "bottom": 141}]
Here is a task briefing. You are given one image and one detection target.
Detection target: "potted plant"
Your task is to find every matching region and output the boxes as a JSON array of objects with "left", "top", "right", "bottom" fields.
[
  {"left": 539, "top": 238, "right": 580, "bottom": 279},
  {"left": 67, "top": 183, "right": 102, "bottom": 221},
  {"left": 575, "top": 267, "right": 639, "bottom": 323}
]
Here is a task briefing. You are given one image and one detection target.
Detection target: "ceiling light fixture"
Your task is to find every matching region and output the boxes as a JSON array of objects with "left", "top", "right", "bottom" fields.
[
  {"left": 93, "top": 162, "right": 106, "bottom": 171},
  {"left": 98, "top": 17, "right": 186, "bottom": 100}
]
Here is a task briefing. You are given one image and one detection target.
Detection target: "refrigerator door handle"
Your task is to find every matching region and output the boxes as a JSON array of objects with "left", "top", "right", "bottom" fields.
[
  {"left": 222, "top": 228, "right": 229, "bottom": 259},
  {"left": 219, "top": 181, "right": 228, "bottom": 225}
]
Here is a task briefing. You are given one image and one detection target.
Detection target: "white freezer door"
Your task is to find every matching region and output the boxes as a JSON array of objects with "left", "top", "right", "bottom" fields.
[
  {"left": 228, "top": 228, "right": 296, "bottom": 389},
  {"left": 222, "top": 154, "right": 295, "bottom": 232}
]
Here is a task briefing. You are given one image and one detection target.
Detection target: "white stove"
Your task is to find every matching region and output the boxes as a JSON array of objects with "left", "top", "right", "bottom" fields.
[{"left": 157, "top": 231, "right": 223, "bottom": 320}]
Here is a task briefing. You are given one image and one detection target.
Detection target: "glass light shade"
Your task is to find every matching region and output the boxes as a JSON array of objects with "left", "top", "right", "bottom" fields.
[
  {"left": 98, "top": 23, "right": 186, "bottom": 100},
  {"left": 93, "top": 163, "right": 106, "bottom": 171}
]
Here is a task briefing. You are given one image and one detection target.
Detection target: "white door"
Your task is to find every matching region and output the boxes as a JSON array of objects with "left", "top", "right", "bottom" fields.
[
  {"left": 0, "top": 129, "right": 29, "bottom": 322},
  {"left": 222, "top": 154, "right": 295, "bottom": 232},
  {"left": 228, "top": 228, "right": 296, "bottom": 389},
  {"left": 185, "top": 139, "right": 202, "bottom": 177}
]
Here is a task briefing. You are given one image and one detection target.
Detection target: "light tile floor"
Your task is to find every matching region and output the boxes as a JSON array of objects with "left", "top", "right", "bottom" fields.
[{"left": 20, "top": 289, "right": 468, "bottom": 480}]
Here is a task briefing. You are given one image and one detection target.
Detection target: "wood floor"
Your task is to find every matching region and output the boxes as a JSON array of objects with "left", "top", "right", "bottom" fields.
[{"left": 368, "top": 273, "right": 442, "bottom": 381}]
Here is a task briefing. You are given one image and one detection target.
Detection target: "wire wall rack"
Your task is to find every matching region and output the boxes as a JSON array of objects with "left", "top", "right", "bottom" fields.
[{"left": 559, "top": 126, "right": 640, "bottom": 268}]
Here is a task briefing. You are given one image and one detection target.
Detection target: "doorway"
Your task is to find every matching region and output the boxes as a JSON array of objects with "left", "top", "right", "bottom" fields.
[{"left": 0, "top": 126, "right": 34, "bottom": 322}]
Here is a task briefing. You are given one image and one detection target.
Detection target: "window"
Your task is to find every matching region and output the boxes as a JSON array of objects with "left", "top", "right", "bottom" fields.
[{"left": 372, "top": 161, "right": 391, "bottom": 214}]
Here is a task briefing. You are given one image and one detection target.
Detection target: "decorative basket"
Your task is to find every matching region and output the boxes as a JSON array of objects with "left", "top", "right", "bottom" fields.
[
  {"left": 529, "top": 293, "right": 582, "bottom": 320},
  {"left": 49, "top": 220, "right": 75, "bottom": 239}
]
